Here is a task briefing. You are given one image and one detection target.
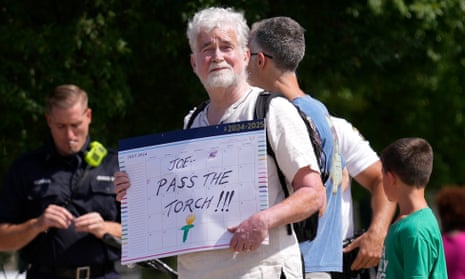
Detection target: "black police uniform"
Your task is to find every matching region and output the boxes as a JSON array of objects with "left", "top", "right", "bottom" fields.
[{"left": 0, "top": 138, "right": 121, "bottom": 279}]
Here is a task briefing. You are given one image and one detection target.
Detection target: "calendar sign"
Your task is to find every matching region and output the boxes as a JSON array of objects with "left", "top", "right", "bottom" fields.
[{"left": 118, "top": 119, "right": 268, "bottom": 264}]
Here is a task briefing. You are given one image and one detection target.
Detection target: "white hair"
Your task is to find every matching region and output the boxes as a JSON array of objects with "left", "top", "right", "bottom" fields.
[{"left": 186, "top": 7, "right": 249, "bottom": 53}]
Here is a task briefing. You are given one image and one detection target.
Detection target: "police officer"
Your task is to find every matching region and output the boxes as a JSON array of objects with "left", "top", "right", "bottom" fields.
[{"left": 0, "top": 84, "right": 121, "bottom": 279}]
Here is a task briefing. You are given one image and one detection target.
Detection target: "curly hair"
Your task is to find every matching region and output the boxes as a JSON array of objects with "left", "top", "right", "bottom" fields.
[
  {"left": 435, "top": 186, "right": 465, "bottom": 232},
  {"left": 186, "top": 7, "right": 249, "bottom": 54}
]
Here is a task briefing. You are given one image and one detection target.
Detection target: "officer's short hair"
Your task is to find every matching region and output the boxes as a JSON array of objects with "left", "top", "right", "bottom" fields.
[{"left": 47, "top": 84, "right": 88, "bottom": 113}]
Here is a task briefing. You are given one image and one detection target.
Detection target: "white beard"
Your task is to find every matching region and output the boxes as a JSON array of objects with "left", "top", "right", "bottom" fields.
[
  {"left": 206, "top": 71, "right": 236, "bottom": 89},
  {"left": 204, "top": 63, "right": 237, "bottom": 89}
]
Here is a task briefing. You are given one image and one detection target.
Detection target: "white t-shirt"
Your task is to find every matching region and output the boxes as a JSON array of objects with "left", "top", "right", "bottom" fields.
[
  {"left": 331, "top": 116, "right": 379, "bottom": 239},
  {"left": 179, "top": 87, "right": 320, "bottom": 279}
]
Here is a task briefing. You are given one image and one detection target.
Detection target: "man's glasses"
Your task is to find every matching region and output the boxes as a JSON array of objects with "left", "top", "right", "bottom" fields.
[{"left": 250, "top": 52, "right": 273, "bottom": 59}]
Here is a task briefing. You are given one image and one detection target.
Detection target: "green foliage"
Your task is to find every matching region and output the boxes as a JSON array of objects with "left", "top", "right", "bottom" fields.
[
  {"left": 289, "top": 0, "right": 465, "bottom": 187},
  {"left": 1, "top": 0, "right": 464, "bottom": 209},
  {"left": 0, "top": 0, "right": 132, "bottom": 178},
  {"left": 1, "top": 0, "right": 465, "bottom": 275}
]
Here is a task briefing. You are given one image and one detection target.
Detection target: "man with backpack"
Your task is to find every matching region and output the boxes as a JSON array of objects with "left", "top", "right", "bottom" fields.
[
  {"left": 114, "top": 7, "right": 326, "bottom": 279},
  {"left": 247, "top": 17, "right": 396, "bottom": 279}
]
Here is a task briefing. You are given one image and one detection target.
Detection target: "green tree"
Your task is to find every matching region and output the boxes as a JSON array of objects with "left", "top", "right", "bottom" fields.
[
  {"left": 0, "top": 0, "right": 131, "bottom": 179},
  {"left": 1, "top": 0, "right": 465, "bottom": 276}
]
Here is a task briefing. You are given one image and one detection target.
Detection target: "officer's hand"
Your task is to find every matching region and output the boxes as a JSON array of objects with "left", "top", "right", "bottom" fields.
[
  {"left": 114, "top": 171, "right": 130, "bottom": 202},
  {"left": 74, "top": 212, "right": 105, "bottom": 238},
  {"left": 38, "top": 204, "right": 74, "bottom": 231}
]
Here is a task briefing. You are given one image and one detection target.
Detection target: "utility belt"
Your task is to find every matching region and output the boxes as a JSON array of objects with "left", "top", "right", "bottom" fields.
[{"left": 29, "top": 262, "right": 115, "bottom": 279}]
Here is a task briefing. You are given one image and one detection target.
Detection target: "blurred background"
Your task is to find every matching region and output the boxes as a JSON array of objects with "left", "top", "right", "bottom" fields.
[{"left": 1, "top": 0, "right": 464, "bottom": 278}]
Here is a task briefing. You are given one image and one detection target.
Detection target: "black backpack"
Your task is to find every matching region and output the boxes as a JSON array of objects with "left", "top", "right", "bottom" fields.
[{"left": 186, "top": 91, "right": 328, "bottom": 242}]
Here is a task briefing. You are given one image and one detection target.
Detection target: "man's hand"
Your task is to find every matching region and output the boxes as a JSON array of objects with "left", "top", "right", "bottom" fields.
[
  {"left": 37, "top": 204, "right": 74, "bottom": 232},
  {"left": 114, "top": 171, "right": 130, "bottom": 202},
  {"left": 343, "top": 230, "right": 384, "bottom": 270},
  {"left": 347, "top": 161, "right": 395, "bottom": 271},
  {"left": 227, "top": 213, "right": 269, "bottom": 252},
  {"left": 74, "top": 212, "right": 106, "bottom": 238}
]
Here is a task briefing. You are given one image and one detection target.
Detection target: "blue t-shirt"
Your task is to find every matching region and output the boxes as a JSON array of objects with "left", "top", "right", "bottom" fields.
[{"left": 294, "top": 95, "right": 344, "bottom": 273}]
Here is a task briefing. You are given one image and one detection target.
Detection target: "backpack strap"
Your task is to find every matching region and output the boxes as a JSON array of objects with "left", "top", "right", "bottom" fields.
[
  {"left": 254, "top": 91, "right": 323, "bottom": 240},
  {"left": 300, "top": 111, "right": 328, "bottom": 183},
  {"left": 254, "top": 92, "right": 289, "bottom": 197},
  {"left": 186, "top": 101, "right": 209, "bottom": 129},
  {"left": 254, "top": 91, "right": 294, "bottom": 236}
]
